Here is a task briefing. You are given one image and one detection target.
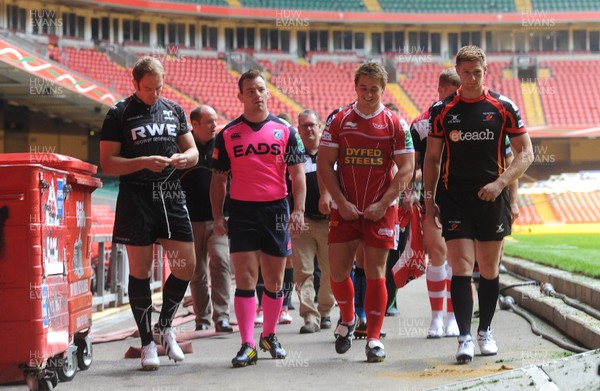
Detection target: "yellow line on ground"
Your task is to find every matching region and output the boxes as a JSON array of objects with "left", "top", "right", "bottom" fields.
[{"left": 512, "top": 223, "right": 600, "bottom": 235}]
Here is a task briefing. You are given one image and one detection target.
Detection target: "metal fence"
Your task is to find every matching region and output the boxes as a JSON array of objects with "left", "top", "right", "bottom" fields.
[{"left": 91, "top": 235, "right": 164, "bottom": 311}]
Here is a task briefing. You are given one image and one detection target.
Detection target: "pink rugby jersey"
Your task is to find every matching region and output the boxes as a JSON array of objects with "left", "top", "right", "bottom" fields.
[
  {"left": 321, "top": 102, "right": 414, "bottom": 212},
  {"left": 212, "top": 114, "right": 305, "bottom": 202}
]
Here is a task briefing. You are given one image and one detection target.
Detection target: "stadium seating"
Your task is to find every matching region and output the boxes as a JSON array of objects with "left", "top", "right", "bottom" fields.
[
  {"left": 240, "top": 0, "right": 366, "bottom": 11},
  {"left": 531, "top": 0, "right": 600, "bottom": 11},
  {"left": 48, "top": 46, "right": 196, "bottom": 113},
  {"left": 514, "top": 193, "right": 543, "bottom": 225},
  {"left": 378, "top": 0, "right": 516, "bottom": 13},
  {"left": 538, "top": 60, "right": 600, "bottom": 126}
]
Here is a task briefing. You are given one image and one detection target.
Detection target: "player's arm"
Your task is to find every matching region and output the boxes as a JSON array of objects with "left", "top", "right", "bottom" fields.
[
  {"left": 317, "top": 145, "right": 360, "bottom": 221},
  {"left": 171, "top": 132, "right": 199, "bottom": 170},
  {"left": 316, "top": 169, "right": 332, "bottom": 215},
  {"left": 288, "top": 163, "right": 306, "bottom": 234},
  {"left": 478, "top": 133, "right": 533, "bottom": 202},
  {"left": 210, "top": 171, "right": 229, "bottom": 236},
  {"left": 100, "top": 141, "right": 171, "bottom": 175},
  {"left": 423, "top": 137, "right": 444, "bottom": 225},
  {"left": 505, "top": 151, "right": 520, "bottom": 223}
]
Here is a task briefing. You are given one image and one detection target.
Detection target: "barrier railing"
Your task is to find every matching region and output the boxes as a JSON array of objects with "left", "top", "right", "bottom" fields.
[{"left": 91, "top": 234, "right": 164, "bottom": 311}]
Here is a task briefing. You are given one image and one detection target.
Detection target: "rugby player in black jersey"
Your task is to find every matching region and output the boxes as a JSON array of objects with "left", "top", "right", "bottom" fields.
[
  {"left": 424, "top": 46, "right": 533, "bottom": 364},
  {"left": 100, "top": 56, "right": 198, "bottom": 370}
]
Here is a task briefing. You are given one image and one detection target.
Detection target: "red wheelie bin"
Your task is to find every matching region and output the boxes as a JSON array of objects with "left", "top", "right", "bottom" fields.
[{"left": 0, "top": 153, "right": 101, "bottom": 390}]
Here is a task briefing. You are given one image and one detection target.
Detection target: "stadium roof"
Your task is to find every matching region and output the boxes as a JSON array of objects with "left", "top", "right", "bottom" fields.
[
  {"left": 73, "top": 0, "right": 600, "bottom": 24},
  {"left": 0, "top": 37, "right": 113, "bottom": 131}
]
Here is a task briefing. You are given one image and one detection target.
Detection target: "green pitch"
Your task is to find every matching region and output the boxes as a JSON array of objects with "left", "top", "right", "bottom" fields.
[{"left": 503, "top": 234, "right": 600, "bottom": 278}]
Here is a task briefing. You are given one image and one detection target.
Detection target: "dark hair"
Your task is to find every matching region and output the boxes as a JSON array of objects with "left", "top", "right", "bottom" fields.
[
  {"left": 132, "top": 56, "right": 164, "bottom": 82},
  {"left": 238, "top": 68, "right": 265, "bottom": 93}
]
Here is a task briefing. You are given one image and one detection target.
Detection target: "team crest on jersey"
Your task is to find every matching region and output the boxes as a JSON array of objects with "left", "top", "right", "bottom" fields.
[
  {"left": 273, "top": 129, "right": 283, "bottom": 140},
  {"left": 163, "top": 110, "right": 175, "bottom": 120}
]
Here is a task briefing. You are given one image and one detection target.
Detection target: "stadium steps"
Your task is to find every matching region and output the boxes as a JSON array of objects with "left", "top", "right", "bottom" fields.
[
  {"left": 530, "top": 193, "right": 558, "bottom": 223},
  {"left": 363, "top": 0, "right": 383, "bottom": 12},
  {"left": 514, "top": 0, "right": 532, "bottom": 12},
  {"left": 386, "top": 83, "right": 420, "bottom": 121},
  {"left": 537, "top": 67, "right": 551, "bottom": 79},
  {"left": 520, "top": 81, "right": 546, "bottom": 127}
]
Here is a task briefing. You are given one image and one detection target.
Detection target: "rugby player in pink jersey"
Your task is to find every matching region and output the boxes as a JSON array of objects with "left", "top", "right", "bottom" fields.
[
  {"left": 318, "top": 62, "right": 414, "bottom": 362},
  {"left": 210, "top": 69, "right": 306, "bottom": 367}
]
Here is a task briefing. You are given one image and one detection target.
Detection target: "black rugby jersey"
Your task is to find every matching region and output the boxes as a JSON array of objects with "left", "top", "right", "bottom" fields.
[
  {"left": 428, "top": 87, "right": 526, "bottom": 192},
  {"left": 101, "top": 94, "right": 189, "bottom": 183}
]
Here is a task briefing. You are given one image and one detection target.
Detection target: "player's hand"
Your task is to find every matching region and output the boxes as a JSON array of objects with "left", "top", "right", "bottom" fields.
[
  {"left": 289, "top": 210, "right": 306, "bottom": 237},
  {"left": 338, "top": 200, "right": 362, "bottom": 221},
  {"left": 363, "top": 202, "right": 386, "bottom": 222},
  {"left": 213, "top": 216, "right": 228, "bottom": 236},
  {"left": 510, "top": 202, "right": 520, "bottom": 223},
  {"left": 169, "top": 153, "right": 188, "bottom": 170},
  {"left": 402, "top": 193, "right": 417, "bottom": 212},
  {"left": 145, "top": 155, "right": 172, "bottom": 172},
  {"left": 478, "top": 181, "right": 503, "bottom": 202},
  {"left": 318, "top": 193, "right": 333, "bottom": 215},
  {"left": 425, "top": 200, "right": 442, "bottom": 229}
]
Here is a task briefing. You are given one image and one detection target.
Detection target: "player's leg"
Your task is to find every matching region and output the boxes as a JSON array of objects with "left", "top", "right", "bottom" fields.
[
  {"left": 447, "top": 239, "right": 476, "bottom": 363},
  {"left": 157, "top": 239, "right": 195, "bottom": 362},
  {"left": 258, "top": 253, "right": 288, "bottom": 358},
  {"left": 230, "top": 250, "right": 260, "bottom": 367},
  {"left": 126, "top": 244, "right": 158, "bottom": 369},
  {"left": 473, "top": 240, "right": 503, "bottom": 356}
]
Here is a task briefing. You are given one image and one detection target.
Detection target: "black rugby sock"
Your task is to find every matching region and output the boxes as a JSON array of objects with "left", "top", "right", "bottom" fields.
[
  {"left": 157, "top": 274, "right": 189, "bottom": 330},
  {"left": 477, "top": 275, "right": 499, "bottom": 333},
  {"left": 451, "top": 276, "right": 473, "bottom": 337},
  {"left": 128, "top": 275, "right": 153, "bottom": 346}
]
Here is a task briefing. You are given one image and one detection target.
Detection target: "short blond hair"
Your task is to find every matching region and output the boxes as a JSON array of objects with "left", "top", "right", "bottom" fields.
[
  {"left": 456, "top": 45, "right": 486, "bottom": 67},
  {"left": 439, "top": 67, "right": 461, "bottom": 87},
  {"left": 354, "top": 61, "right": 388, "bottom": 88}
]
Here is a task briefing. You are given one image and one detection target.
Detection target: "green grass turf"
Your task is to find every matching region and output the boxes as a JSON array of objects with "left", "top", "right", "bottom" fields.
[{"left": 504, "top": 234, "right": 600, "bottom": 278}]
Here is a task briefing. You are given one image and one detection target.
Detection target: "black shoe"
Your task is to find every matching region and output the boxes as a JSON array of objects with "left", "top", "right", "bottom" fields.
[
  {"left": 320, "top": 316, "right": 332, "bottom": 330},
  {"left": 287, "top": 303, "right": 295, "bottom": 310},
  {"left": 365, "top": 340, "right": 386, "bottom": 363},
  {"left": 334, "top": 315, "right": 357, "bottom": 354},
  {"left": 215, "top": 319, "right": 233, "bottom": 333},
  {"left": 231, "top": 343, "right": 258, "bottom": 367},
  {"left": 195, "top": 323, "right": 210, "bottom": 331},
  {"left": 354, "top": 319, "right": 386, "bottom": 339},
  {"left": 259, "top": 333, "right": 287, "bottom": 359},
  {"left": 354, "top": 318, "right": 368, "bottom": 339}
]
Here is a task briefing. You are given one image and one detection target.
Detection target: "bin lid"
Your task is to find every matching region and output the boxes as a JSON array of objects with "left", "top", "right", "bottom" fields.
[{"left": 0, "top": 153, "right": 98, "bottom": 175}]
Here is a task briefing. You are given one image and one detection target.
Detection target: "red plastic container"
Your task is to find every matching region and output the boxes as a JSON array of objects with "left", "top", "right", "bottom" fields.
[{"left": 0, "top": 153, "right": 101, "bottom": 390}]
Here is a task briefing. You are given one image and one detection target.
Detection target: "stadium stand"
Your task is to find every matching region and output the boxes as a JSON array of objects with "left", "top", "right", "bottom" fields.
[
  {"left": 516, "top": 172, "right": 600, "bottom": 225},
  {"left": 531, "top": 0, "right": 600, "bottom": 11},
  {"left": 378, "top": 0, "right": 516, "bottom": 13},
  {"left": 538, "top": 60, "right": 600, "bottom": 126},
  {"left": 240, "top": 0, "right": 366, "bottom": 11}
]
